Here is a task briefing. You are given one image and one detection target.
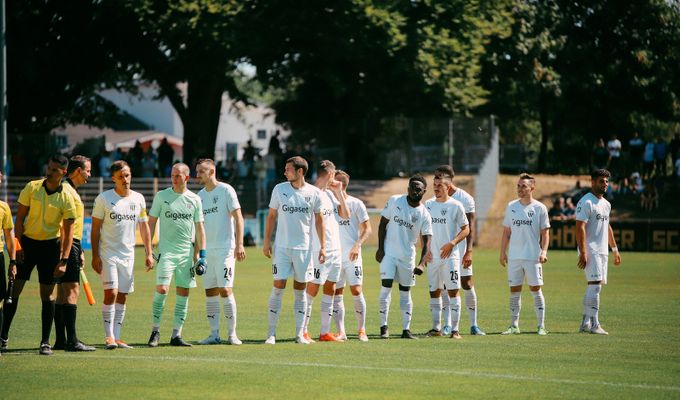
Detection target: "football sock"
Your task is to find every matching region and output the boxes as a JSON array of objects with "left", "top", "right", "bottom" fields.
[
  {"left": 63, "top": 303, "right": 78, "bottom": 344},
  {"left": 294, "top": 289, "right": 307, "bottom": 337},
  {"left": 1, "top": 297, "right": 18, "bottom": 339},
  {"left": 172, "top": 295, "right": 189, "bottom": 338},
  {"left": 532, "top": 289, "right": 545, "bottom": 328},
  {"left": 430, "top": 297, "right": 442, "bottom": 330},
  {"left": 206, "top": 295, "right": 220, "bottom": 336},
  {"left": 586, "top": 284, "right": 602, "bottom": 327},
  {"left": 303, "top": 292, "right": 314, "bottom": 333},
  {"left": 267, "top": 288, "right": 284, "bottom": 337},
  {"left": 152, "top": 292, "right": 167, "bottom": 330},
  {"left": 379, "top": 286, "right": 391, "bottom": 327},
  {"left": 464, "top": 288, "right": 478, "bottom": 326},
  {"left": 102, "top": 303, "right": 115, "bottom": 338},
  {"left": 54, "top": 303, "right": 66, "bottom": 344},
  {"left": 320, "top": 294, "right": 333, "bottom": 335},
  {"left": 353, "top": 293, "right": 366, "bottom": 331},
  {"left": 41, "top": 300, "right": 55, "bottom": 344},
  {"left": 332, "top": 294, "right": 345, "bottom": 333},
  {"left": 510, "top": 292, "right": 521, "bottom": 327},
  {"left": 450, "top": 295, "right": 461, "bottom": 332},
  {"left": 223, "top": 294, "right": 237, "bottom": 337},
  {"left": 114, "top": 303, "right": 126, "bottom": 340},
  {"left": 441, "top": 291, "right": 451, "bottom": 327},
  {"left": 399, "top": 290, "right": 413, "bottom": 330}
]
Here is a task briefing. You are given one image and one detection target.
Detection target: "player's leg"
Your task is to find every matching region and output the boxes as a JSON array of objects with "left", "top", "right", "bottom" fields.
[
  {"left": 113, "top": 258, "right": 134, "bottom": 348},
  {"left": 397, "top": 261, "right": 417, "bottom": 339},
  {"left": 36, "top": 238, "right": 62, "bottom": 355},
  {"left": 583, "top": 254, "right": 608, "bottom": 335},
  {"left": 199, "top": 250, "right": 222, "bottom": 344},
  {"left": 333, "top": 272, "right": 346, "bottom": 337},
  {"left": 502, "top": 260, "right": 523, "bottom": 335},
  {"left": 53, "top": 284, "right": 66, "bottom": 349},
  {"left": 170, "top": 254, "right": 196, "bottom": 346},
  {"left": 462, "top": 265, "right": 485, "bottom": 335},
  {"left": 62, "top": 241, "right": 94, "bottom": 351},
  {"left": 291, "top": 249, "right": 313, "bottom": 344},
  {"left": 266, "top": 248, "right": 292, "bottom": 344},
  {"left": 446, "top": 258, "right": 462, "bottom": 339},
  {"left": 304, "top": 270, "right": 321, "bottom": 342},
  {"left": 344, "top": 259, "right": 367, "bottom": 341},
  {"left": 319, "top": 251, "right": 341, "bottom": 342},
  {"left": 527, "top": 261, "right": 546, "bottom": 335},
  {"left": 378, "top": 256, "right": 397, "bottom": 338},
  {"left": 149, "top": 254, "right": 174, "bottom": 347},
  {"left": 1, "top": 237, "right": 37, "bottom": 349},
  {"left": 440, "top": 288, "right": 452, "bottom": 336},
  {"left": 100, "top": 256, "right": 119, "bottom": 349},
  {"left": 220, "top": 254, "right": 239, "bottom": 345},
  {"left": 426, "top": 261, "right": 443, "bottom": 336}
]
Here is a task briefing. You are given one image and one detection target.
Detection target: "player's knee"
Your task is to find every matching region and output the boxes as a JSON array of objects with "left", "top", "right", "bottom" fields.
[
  {"left": 529, "top": 285, "right": 542, "bottom": 292},
  {"left": 349, "top": 286, "right": 361, "bottom": 296},
  {"left": 156, "top": 286, "right": 169, "bottom": 295},
  {"left": 398, "top": 284, "right": 410, "bottom": 292},
  {"left": 381, "top": 279, "right": 393, "bottom": 288},
  {"left": 334, "top": 287, "right": 344, "bottom": 296},
  {"left": 220, "top": 288, "right": 233, "bottom": 297},
  {"left": 429, "top": 289, "right": 440, "bottom": 298}
]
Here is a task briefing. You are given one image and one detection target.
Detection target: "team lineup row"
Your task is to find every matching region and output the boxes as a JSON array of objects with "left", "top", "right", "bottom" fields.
[{"left": 0, "top": 155, "right": 622, "bottom": 355}]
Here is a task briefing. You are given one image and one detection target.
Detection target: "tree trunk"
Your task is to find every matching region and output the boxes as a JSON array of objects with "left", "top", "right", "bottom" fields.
[
  {"left": 181, "top": 72, "right": 226, "bottom": 165},
  {"left": 537, "top": 93, "right": 550, "bottom": 172}
]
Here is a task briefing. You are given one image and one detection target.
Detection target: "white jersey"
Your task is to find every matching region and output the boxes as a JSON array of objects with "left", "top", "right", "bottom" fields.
[
  {"left": 425, "top": 197, "right": 468, "bottom": 260},
  {"left": 312, "top": 189, "right": 342, "bottom": 252},
  {"left": 502, "top": 199, "right": 550, "bottom": 260},
  {"left": 381, "top": 195, "right": 432, "bottom": 260},
  {"left": 92, "top": 189, "right": 148, "bottom": 259},
  {"left": 198, "top": 182, "right": 241, "bottom": 251},
  {"left": 450, "top": 188, "right": 475, "bottom": 256},
  {"left": 575, "top": 192, "right": 611, "bottom": 255},
  {"left": 269, "top": 181, "right": 322, "bottom": 250},
  {"left": 337, "top": 195, "right": 370, "bottom": 261}
]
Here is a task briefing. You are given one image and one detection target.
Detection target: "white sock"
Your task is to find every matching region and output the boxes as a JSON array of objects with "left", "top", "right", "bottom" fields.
[
  {"left": 320, "top": 294, "right": 333, "bottom": 335},
  {"left": 441, "top": 291, "right": 451, "bottom": 327},
  {"left": 267, "top": 288, "right": 284, "bottom": 337},
  {"left": 206, "top": 295, "right": 221, "bottom": 337},
  {"left": 399, "top": 291, "right": 413, "bottom": 330},
  {"left": 449, "top": 295, "right": 461, "bottom": 332},
  {"left": 114, "top": 303, "right": 126, "bottom": 340},
  {"left": 510, "top": 292, "right": 521, "bottom": 327},
  {"left": 304, "top": 293, "right": 314, "bottom": 334},
  {"left": 430, "top": 297, "right": 442, "bottom": 331},
  {"left": 102, "top": 304, "right": 115, "bottom": 338},
  {"left": 223, "top": 294, "right": 237, "bottom": 337},
  {"left": 464, "top": 288, "right": 478, "bottom": 326},
  {"left": 294, "top": 289, "right": 307, "bottom": 337},
  {"left": 531, "top": 290, "right": 545, "bottom": 328},
  {"left": 586, "top": 284, "right": 602, "bottom": 327},
  {"left": 332, "top": 295, "right": 345, "bottom": 333},
  {"left": 379, "top": 287, "right": 391, "bottom": 327},
  {"left": 353, "top": 293, "right": 366, "bottom": 331}
]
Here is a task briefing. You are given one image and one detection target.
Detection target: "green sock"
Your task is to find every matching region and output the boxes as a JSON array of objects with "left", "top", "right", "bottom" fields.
[
  {"left": 152, "top": 292, "right": 167, "bottom": 329},
  {"left": 173, "top": 295, "right": 189, "bottom": 336}
]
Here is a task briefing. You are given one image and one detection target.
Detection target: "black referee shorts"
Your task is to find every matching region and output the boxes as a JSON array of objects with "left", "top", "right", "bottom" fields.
[
  {"left": 16, "top": 236, "right": 60, "bottom": 285},
  {"left": 0, "top": 252, "right": 6, "bottom": 300},
  {"left": 60, "top": 238, "right": 82, "bottom": 284}
]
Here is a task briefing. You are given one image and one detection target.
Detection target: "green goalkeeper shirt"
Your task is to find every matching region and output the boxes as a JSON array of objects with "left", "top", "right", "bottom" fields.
[{"left": 149, "top": 187, "right": 204, "bottom": 256}]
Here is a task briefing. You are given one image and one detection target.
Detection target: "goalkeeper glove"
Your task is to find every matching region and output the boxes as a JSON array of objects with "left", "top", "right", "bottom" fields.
[{"left": 194, "top": 249, "right": 207, "bottom": 276}]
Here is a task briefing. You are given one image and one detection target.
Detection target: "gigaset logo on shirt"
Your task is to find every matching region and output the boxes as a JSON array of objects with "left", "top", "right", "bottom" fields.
[
  {"left": 164, "top": 211, "right": 193, "bottom": 221},
  {"left": 512, "top": 218, "right": 533, "bottom": 227},
  {"left": 203, "top": 206, "right": 219, "bottom": 215},
  {"left": 432, "top": 217, "right": 447, "bottom": 224},
  {"left": 281, "top": 204, "right": 309, "bottom": 214},
  {"left": 393, "top": 215, "right": 414, "bottom": 229},
  {"left": 596, "top": 214, "right": 609, "bottom": 221},
  {"left": 338, "top": 219, "right": 350, "bottom": 226},
  {"left": 321, "top": 208, "right": 336, "bottom": 216},
  {"left": 109, "top": 212, "right": 136, "bottom": 222}
]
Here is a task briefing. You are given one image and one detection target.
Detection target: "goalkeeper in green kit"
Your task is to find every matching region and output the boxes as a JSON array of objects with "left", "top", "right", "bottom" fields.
[{"left": 147, "top": 163, "right": 206, "bottom": 347}]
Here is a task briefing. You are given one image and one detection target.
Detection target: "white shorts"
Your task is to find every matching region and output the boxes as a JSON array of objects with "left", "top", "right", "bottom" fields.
[
  {"left": 203, "top": 248, "right": 236, "bottom": 289},
  {"left": 337, "top": 258, "right": 364, "bottom": 288},
  {"left": 272, "top": 247, "right": 313, "bottom": 283},
  {"left": 585, "top": 253, "right": 608, "bottom": 284},
  {"left": 427, "top": 258, "right": 461, "bottom": 291},
  {"left": 507, "top": 259, "right": 543, "bottom": 287},
  {"left": 310, "top": 249, "right": 341, "bottom": 285},
  {"left": 461, "top": 263, "right": 473, "bottom": 277},
  {"left": 100, "top": 256, "right": 135, "bottom": 293},
  {"left": 379, "top": 255, "right": 416, "bottom": 287}
]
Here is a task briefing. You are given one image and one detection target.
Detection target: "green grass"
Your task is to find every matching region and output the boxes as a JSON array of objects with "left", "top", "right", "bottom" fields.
[{"left": 2, "top": 248, "right": 680, "bottom": 399}]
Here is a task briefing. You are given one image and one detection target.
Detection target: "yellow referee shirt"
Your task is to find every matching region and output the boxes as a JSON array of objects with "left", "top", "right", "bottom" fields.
[
  {"left": 62, "top": 179, "right": 84, "bottom": 241},
  {"left": 0, "top": 200, "right": 14, "bottom": 249},
  {"left": 17, "top": 179, "right": 76, "bottom": 240}
]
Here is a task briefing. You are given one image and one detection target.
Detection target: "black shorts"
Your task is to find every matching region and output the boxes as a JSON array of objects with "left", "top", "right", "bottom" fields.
[
  {"left": 16, "top": 236, "right": 61, "bottom": 285},
  {"left": 0, "top": 252, "right": 6, "bottom": 299},
  {"left": 61, "top": 239, "right": 82, "bottom": 284}
]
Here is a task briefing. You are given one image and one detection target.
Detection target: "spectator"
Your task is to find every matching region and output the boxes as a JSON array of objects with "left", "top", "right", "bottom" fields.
[
  {"left": 99, "top": 149, "right": 113, "bottom": 178},
  {"left": 141, "top": 151, "right": 156, "bottom": 178},
  {"left": 654, "top": 136, "right": 669, "bottom": 177},
  {"left": 643, "top": 139, "right": 655, "bottom": 179},
  {"left": 640, "top": 180, "right": 659, "bottom": 211},
  {"left": 564, "top": 197, "right": 576, "bottom": 220},
  {"left": 629, "top": 172, "right": 643, "bottom": 194},
  {"left": 675, "top": 157, "right": 680, "bottom": 185},
  {"left": 670, "top": 133, "right": 680, "bottom": 167},
  {"left": 607, "top": 134, "right": 622, "bottom": 177},
  {"left": 548, "top": 197, "right": 567, "bottom": 221},
  {"left": 591, "top": 138, "right": 610, "bottom": 170},
  {"left": 157, "top": 137, "right": 174, "bottom": 178},
  {"left": 130, "top": 140, "right": 144, "bottom": 176},
  {"left": 614, "top": 177, "right": 630, "bottom": 197},
  {"left": 242, "top": 139, "right": 259, "bottom": 177},
  {"left": 628, "top": 132, "right": 645, "bottom": 173}
]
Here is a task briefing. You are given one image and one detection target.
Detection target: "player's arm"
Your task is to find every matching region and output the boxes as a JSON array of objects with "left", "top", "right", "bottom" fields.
[
  {"left": 440, "top": 224, "right": 469, "bottom": 259},
  {"left": 375, "top": 216, "right": 388, "bottom": 263},
  {"left": 462, "top": 211, "right": 475, "bottom": 268},
  {"left": 575, "top": 220, "right": 588, "bottom": 269},
  {"left": 314, "top": 211, "right": 326, "bottom": 264},
  {"left": 56, "top": 218, "right": 75, "bottom": 277},
  {"left": 331, "top": 183, "right": 350, "bottom": 219},
  {"left": 14, "top": 204, "right": 28, "bottom": 243},
  {"left": 414, "top": 234, "right": 431, "bottom": 275},
  {"left": 350, "top": 219, "right": 372, "bottom": 262},
  {"left": 608, "top": 224, "right": 621, "bottom": 266},
  {"left": 263, "top": 208, "right": 277, "bottom": 258},
  {"left": 138, "top": 220, "right": 154, "bottom": 270},
  {"left": 90, "top": 217, "right": 104, "bottom": 274},
  {"left": 499, "top": 226, "right": 511, "bottom": 267},
  {"left": 148, "top": 216, "right": 158, "bottom": 243},
  {"left": 539, "top": 227, "right": 550, "bottom": 264},
  {"left": 232, "top": 208, "right": 246, "bottom": 261},
  {"left": 194, "top": 221, "right": 206, "bottom": 262},
  {"left": 4, "top": 228, "right": 16, "bottom": 280}
]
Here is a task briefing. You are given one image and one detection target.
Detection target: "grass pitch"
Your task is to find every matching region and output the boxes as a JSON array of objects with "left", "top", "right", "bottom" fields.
[{"left": 1, "top": 248, "right": 679, "bottom": 399}]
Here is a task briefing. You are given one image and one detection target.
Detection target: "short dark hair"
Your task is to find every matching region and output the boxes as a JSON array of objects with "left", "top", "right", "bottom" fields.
[
  {"left": 110, "top": 160, "right": 129, "bottom": 176},
  {"left": 591, "top": 168, "right": 611, "bottom": 179},
  {"left": 49, "top": 155, "right": 69, "bottom": 169},
  {"left": 196, "top": 158, "right": 215, "bottom": 168},
  {"left": 287, "top": 156, "right": 308, "bottom": 176},
  {"left": 67, "top": 155, "right": 91, "bottom": 175},
  {"left": 335, "top": 170, "right": 350, "bottom": 188},
  {"left": 434, "top": 165, "right": 455, "bottom": 180},
  {"left": 409, "top": 174, "right": 427, "bottom": 188},
  {"left": 317, "top": 160, "right": 336, "bottom": 177}
]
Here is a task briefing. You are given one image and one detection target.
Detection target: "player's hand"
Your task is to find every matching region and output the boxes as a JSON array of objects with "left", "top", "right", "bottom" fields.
[
  {"left": 92, "top": 255, "right": 103, "bottom": 274},
  {"left": 54, "top": 259, "right": 67, "bottom": 278},
  {"left": 440, "top": 242, "right": 454, "bottom": 259},
  {"left": 263, "top": 242, "right": 272, "bottom": 258},
  {"left": 8, "top": 260, "right": 17, "bottom": 280},
  {"left": 144, "top": 253, "right": 155, "bottom": 270},
  {"left": 194, "top": 250, "right": 207, "bottom": 276},
  {"left": 375, "top": 248, "right": 385, "bottom": 263},
  {"left": 349, "top": 244, "right": 360, "bottom": 262},
  {"left": 413, "top": 265, "right": 424, "bottom": 276},
  {"left": 577, "top": 253, "right": 587, "bottom": 269},
  {"left": 80, "top": 251, "right": 85, "bottom": 267},
  {"left": 463, "top": 250, "right": 473, "bottom": 268},
  {"left": 500, "top": 253, "right": 507, "bottom": 267},
  {"left": 318, "top": 248, "right": 326, "bottom": 264},
  {"left": 328, "top": 179, "right": 343, "bottom": 196},
  {"left": 539, "top": 255, "right": 548, "bottom": 264},
  {"left": 235, "top": 244, "right": 246, "bottom": 262},
  {"left": 613, "top": 251, "right": 621, "bottom": 266}
]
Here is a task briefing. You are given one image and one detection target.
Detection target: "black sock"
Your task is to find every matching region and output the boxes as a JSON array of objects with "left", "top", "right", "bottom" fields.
[
  {"left": 0, "top": 308, "right": 4, "bottom": 340},
  {"left": 41, "top": 300, "right": 55, "bottom": 344},
  {"left": 63, "top": 303, "right": 78, "bottom": 344},
  {"left": 54, "top": 304, "right": 66, "bottom": 345},
  {"left": 1, "top": 298, "right": 18, "bottom": 340}
]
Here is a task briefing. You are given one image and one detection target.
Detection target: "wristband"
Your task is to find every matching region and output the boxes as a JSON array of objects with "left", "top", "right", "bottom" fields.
[
  {"left": 611, "top": 247, "right": 619, "bottom": 253},
  {"left": 9, "top": 259, "right": 16, "bottom": 266},
  {"left": 60, "top": 258, "right": 69, "bottom": 264},
  {"left": 540, "top": 250, "right": 547, "bottom": 258},
  {"left": 199, "top": 249, "right": 206, "bottom": 258}
]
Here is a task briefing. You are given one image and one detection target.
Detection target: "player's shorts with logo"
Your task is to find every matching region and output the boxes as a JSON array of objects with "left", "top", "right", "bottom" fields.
[
  {"left": 203, "top": 248, "right": 236, "bottom": 289},
  {"left": 337, "top": 257, "right": 364, "bottom": 288},
  {"left": 156, "top": 251, "right": 197, "bottom": 288},
  {"left": 507, "top": 259, "right": 543, "bottom": 286},
  {"left": 380, "top": 254, "right": 416, "bottom": 287},
  {"left": 101, "top": 255, "right": 135, "bottom": 293},
  {"left": 427, "top": 257, "right": 461, "bottom": 291},
  {"left": 584, "top": 253, "right": 608, "bottom": 284},
  {"left": 272, "top": 247, "right": 313, "bottom": 282},
  {"left": 310, "top": 249, "right": 341, "bottom": 285},
  {"left": 16, "top": 236, "right": 61, "bottom": 284}
]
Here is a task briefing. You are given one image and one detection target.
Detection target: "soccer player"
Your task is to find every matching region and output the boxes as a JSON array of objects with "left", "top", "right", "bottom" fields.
[
  {"left": 499, "top": 173, "right": 550, "bottom": 336},
  {"left": 332, "top": 170, "right": 371, "bottom": 342},
  {"left": 91, "top": 160, "right": 154, "bottom": 349},
  {"left": 301, "top": 160, "right": 348, "bottom": 343},
  {"left": 1, "top": 155, "right": 76, "bottom": 355},
  {"left": 576, "top": 169, "right": 622, "bottom": 335},
  {"left": 263, "top": 156, "right": 324, "bottom": 345},
  {"left": 424, "top": 168, "right": 469, "bottom": 339},
  {"left": 376, "top": 175, "right": 432, "bottom": 339},
  {"left": 195, "top": 159, "right": 246, "bottom": 346},
  {"left": 52, "top": 155, "right": 96, "bottom": 352},
  {"left": 0, "top": 170, "right": 17, "bottom": 358},
  {"left": 147, "top": 163, "right": 206, "bottom": 347},
  {"left": 446, "top": 165, "right": 486, "bottom": 336}
]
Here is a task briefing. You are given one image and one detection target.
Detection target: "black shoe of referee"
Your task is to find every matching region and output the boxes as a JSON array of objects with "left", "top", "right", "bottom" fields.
[
  {"left": 170, "top": 336, "right": 192, "bottom": 347},
  {"left": 65, "top": 340, "right": 96, "bottom": 352}
]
